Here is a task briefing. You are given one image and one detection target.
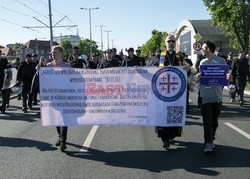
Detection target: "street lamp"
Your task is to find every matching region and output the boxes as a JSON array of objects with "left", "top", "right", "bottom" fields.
[
  {"left": 104, "top": 30, "right": 112, "bottom": 49},
  {"left": 95, "top": 25, "right": 105, "bottom": 52},
  {"left": 80, "top": 7, "right": 99, "bottom": 58}
]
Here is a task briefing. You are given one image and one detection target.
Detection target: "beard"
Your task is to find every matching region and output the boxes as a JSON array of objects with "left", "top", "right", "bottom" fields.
[{"left": 167, "top": 45, "right": 175, "bottom": 52}]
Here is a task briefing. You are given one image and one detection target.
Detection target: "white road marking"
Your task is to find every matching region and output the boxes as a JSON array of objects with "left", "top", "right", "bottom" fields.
[
  {"left": 225, "top": 123, "right": 250, "bottom": 139},
  {"left": 80, "top": 125, "right": 99, "bottom": 152}
]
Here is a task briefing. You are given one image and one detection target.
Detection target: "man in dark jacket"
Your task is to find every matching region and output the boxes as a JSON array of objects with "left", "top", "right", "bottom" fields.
[
  {"left": 17, "top": 53, "right": 36, "bottom": 112},
  {"left": 69, "top": 51, "right": 84, "bottom": 68},
  {"left": 0, "top": 50, "right": 11, "bottom": 114},
  {"left": 98, "top": 49, "right": 120, "bottom": 68},
  {"left": 154, "top": 35, "right": 184, "bottom": 149},
  {"left": 122, "top": 47, "right": 141, "bottom": 67},
  {"left": 89, "top": 53, "right": 100, "bottom": 69},
  {"left": 231, "top": 51, "right": 250, "bottom": 106},
  {"left": 136, "top": 49, "right": 146, "bottom": 66}
]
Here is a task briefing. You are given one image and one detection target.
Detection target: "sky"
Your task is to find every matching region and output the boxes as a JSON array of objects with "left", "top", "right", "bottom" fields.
[{"left": 0, "top": 0, "right": 211, "bottom": 52}]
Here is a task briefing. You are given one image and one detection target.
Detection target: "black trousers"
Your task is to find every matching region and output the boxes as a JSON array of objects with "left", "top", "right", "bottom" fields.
[
  {"left": 56, "top": 126, "right": 68, "bottom": 144},
  {"left": 235, "top": 76, "right": 247, "bottom": 101},
  {"left": 32, "top": 92, "right": 38, "bottom": 104},
  {"left": 201, "top": 102, "right": 221, "bottom": 143},
  {"left": 160, "top": 127, "right": 182, "bottom": 142},
  {"left": 1, "top": 89, "right": 11, "bottom": 113},
  {"left": 22, "top": 83, "right": 32, "bottom": 108}
]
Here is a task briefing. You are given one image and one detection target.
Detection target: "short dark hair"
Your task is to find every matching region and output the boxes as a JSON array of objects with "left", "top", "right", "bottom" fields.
[{"left": 203, "top": 40, "right": 216, "bottom": 53}]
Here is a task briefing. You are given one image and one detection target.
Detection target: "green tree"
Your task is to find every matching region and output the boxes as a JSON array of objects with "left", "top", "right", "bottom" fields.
[
  {"left": 0, "top": 45, "right": 5, "bottom": 48},
  {"left": 60, "top": 40, "right": 72, "bottom": 59},
  {"left": 77, "top": 38, "right": 100, "bottom": 58},
  {"left": 13, "top": 43, "right": 23, "bottom": 50},
  {"left": 140, "top": 30, "right": 167, "bottom": 57},
  {"left": 203, "top": 0, "right": 250, "bottom": 52}
]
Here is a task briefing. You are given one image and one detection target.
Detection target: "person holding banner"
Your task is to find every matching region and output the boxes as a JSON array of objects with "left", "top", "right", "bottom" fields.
[
  {"left": 196, "top": 41, "right": 227, "bottom": 153},
  {"left": 156, "top": 34, "right": 184, "bottom": 149},
  {"left": 38, "top": 45, "right": 71, "bottom": 152}
]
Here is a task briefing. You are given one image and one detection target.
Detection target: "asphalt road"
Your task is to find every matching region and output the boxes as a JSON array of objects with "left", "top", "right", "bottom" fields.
[{"left": 0, "top": 89, "right": 250, "bottom": 179}]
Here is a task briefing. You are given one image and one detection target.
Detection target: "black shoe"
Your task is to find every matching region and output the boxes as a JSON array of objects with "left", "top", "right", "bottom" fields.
[
  {"left": 33, "top": 102, "right": 38, "bottom": 105},
  {"left": 240, "top": 101, "right": 244, "bottom": 106},
  {"left": 28, "top": 106, "right": 33, "bottom": 110},
  {"left": 163, "top": 141, "right": 170, "bottom": 149},
  {"left": 22, "top": 107, "right": 27, "bottom": 111},
  {"left": 55, "top": 139, "right": 60, "bottom": 146},
  {"left": 60, "top": 143, "right": 67, "bottom": 152},
  {"left": 22, "top": 107, "right": 28, "bottom": 113},
  {"left": 17, "top": 97, "right": 21, "bottom": 100},
  {"left": 6, "top": 104, "right": 9, "bottom": 108},
  {"left": 1, "top": 110, "right": 6, "bottom": 114}
]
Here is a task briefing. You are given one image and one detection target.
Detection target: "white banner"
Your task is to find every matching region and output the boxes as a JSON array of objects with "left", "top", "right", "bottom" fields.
[
  {"left": 2, "top": 68, "right": 17, "bottom": 90},
  {"left": 39, "top": 66, "right": 187, "bottom": 126}
]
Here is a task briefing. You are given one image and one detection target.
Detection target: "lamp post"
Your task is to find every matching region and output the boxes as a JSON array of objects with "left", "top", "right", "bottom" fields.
[
  {"left": 95, "top": 25, "right": 105, "bottom": 52},
  {"left": 80, "top": 7, "right": 99, "bottom": 58},
  {"left": 104, "top": 30, "right": 112, "bottom": 49}
]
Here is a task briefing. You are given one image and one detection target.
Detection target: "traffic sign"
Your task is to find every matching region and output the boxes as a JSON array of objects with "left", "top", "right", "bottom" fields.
[
  {"left": 194, "top": 33, "right": 202, "bottom": 41},
  {"left": 193, "top": 41, "right": 202, "bottom": 51}
]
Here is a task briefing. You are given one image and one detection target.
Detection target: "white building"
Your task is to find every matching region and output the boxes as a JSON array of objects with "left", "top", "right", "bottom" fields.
[
  {"left": 54, "top": 35, "right": 81, "bottom": 47},
  {"left": 175, "top": 19, "right": 236, "bottom": 64}
]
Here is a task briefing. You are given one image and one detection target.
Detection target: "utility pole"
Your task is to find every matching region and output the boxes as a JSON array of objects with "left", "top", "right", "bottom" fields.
[
  {"left": 80, "top": 7, "right": 99, "bottom": 58},
  {"left": 23, "top": 1, "right": 77, "bottom": 51},
  {"left": 110, "top": 39, "right": 115, "bottom": 48},
  {"left": 104, "top": 30, "right": 112, "bottom": 49},
  {"left": 95, "top": 25, "right": 105, "bottom": 52},
  {"left": 48, "top": 0, "right": 53, "bottom": 50}
]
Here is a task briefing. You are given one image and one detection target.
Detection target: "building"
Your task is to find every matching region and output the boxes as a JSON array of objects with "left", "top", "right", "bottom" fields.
[
  {"left": 15, "top": 39, "right": 58, "bottom": 60},
  {"left": 175, "top": 19, "right": 236, "bottom": 63},
  {"left": 0, "top": 48, "right": 16, "bottom": 61},
  {"left": 54, "top": 35, "right": 81, "bottom": 47}
]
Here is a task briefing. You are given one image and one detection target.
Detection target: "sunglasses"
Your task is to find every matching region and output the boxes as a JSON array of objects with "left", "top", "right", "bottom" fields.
[{"left": 166, "top": 40, "right": 175, "bottom": 43}]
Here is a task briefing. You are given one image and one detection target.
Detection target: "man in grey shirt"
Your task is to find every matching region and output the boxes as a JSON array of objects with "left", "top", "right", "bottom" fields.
[{"left": 196, "top": 41, "right": 227, "bottom": 153}]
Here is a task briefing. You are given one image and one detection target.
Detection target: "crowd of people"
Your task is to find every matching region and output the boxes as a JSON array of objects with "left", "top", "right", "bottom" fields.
[{"left": 1, "top": 35, "right": 250, "bottom": 153}]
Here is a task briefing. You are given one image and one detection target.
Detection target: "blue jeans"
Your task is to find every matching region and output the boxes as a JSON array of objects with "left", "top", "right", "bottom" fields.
[{"left": 201, "top": 102, "right": 221, "bottom": 143}]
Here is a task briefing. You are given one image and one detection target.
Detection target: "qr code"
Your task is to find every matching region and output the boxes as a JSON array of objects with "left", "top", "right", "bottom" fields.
[{"left": 167, "top": 106, "right": 184, "bottom": 124}]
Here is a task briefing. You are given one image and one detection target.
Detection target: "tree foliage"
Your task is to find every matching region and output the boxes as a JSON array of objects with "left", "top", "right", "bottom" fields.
[
  {"left": 140, "top": 30, "right": 167, "bottom": 57},
  {"left": 13, "top": 43, "right": 23, "bottom": 50},
  {"left": 60, "top": 40, "right": 72, "bottom": 59},
  {"left": 77, "top": 38, "right": 100, "bottom": 58},
  {"left": 0, "top": 45, "right": 5, "bottom": 48},
  {"left": 203, "top": 0, "right": 250, "bottom": 52}
]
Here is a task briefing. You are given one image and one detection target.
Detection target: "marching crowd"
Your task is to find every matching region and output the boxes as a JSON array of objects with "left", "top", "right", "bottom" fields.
[{"left": 0, "top": 35, "right": 250, "bottom": 153}]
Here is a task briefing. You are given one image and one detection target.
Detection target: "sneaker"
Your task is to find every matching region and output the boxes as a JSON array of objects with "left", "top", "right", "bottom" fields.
[
  {"left": 55, "top": 139, "right": 60, "bottom": 146},
  {"left": 163, "top": 141, "right": 170, "bottom": 149},
  {"left": 204, "top": 142, "right": 213, "bottom": 153},
  {"left": 60, "top": 143, "right": 67, "bottom": 152}
]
